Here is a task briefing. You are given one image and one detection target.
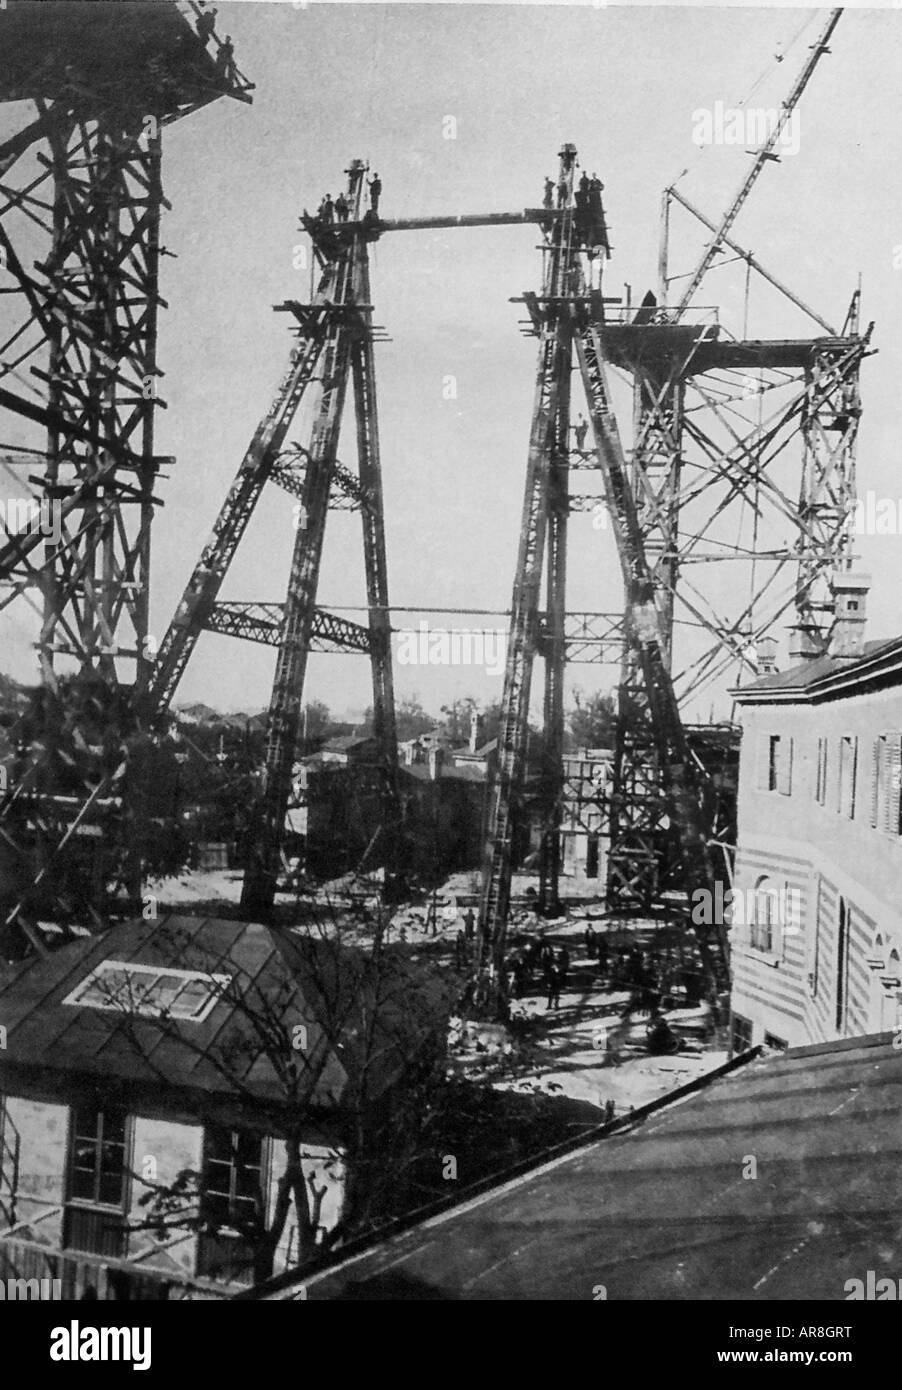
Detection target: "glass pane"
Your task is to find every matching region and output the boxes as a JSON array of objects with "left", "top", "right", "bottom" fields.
[
  {"left": 206, "top": 1128, "right": 233, "bottom": 1163},
  {"left": 203, "top": 1191, "right": 231, "bottom": 1226},
  {"left": 70, "top": 1165, "right": 96, "bottom": 1201},
  {"left": 150, "top": 974, "right": 189, "bottom": 1011},
  {"left": 205, "top": 1157, "right": 233, "bottom": 1196},
  {"left": 234, "top": 1163, "right": 261, "bottom": 1201},
  {"left": 235, "top": 1131, "right": 261, "bottom": 1169},
  {"left": 98, "top": 1168, "right": 125, "bottom": 1205},
  {"left": 101, "top": 1112, "right": 126, "bottom": 1145},
  {"left": 170, "top": 978, "right": 212, "bottom": 1018}
]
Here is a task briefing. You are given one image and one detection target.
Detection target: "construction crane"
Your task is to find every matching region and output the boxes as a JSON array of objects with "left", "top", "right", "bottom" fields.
[{"left": 676, "top": 8, "right": 843, "bottom": 316}]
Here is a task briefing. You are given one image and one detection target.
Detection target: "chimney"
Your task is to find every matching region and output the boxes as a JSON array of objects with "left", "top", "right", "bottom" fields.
[
  {"left": 787, "top": 624, "right": 822, "bottom": 663},
  {"left": 469, "top": 709, "right": 480, "bottom": 754},
  {"left": 829, "top": 570, "right": 870, "bottom": 661},
  {"left": 754, "top": 637, "right": 779, "bottom": 675}
]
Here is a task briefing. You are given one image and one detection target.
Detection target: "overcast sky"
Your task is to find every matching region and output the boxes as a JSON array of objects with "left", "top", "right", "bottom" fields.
[{"left": 2, "top": 1, "right": 901, "bottom": 724}]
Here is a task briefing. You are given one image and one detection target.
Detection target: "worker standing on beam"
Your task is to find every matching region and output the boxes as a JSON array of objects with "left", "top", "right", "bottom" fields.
[
  {"left": 369, "top": 172, "right": 382, "bottom": 215},
  {"left": 335, "top": 192, "right": 349, "bottom": 223},
  {"left": 215, "top": 35, "right": 236, "bottom": 83},
  {"left": 575, "top": 171, "right": 590, "bottom": 245},
  {"left": 195, "top": 4, "right": 217, "bottom": 45},
  {"left": 542, "top": 176, "right": 554, "bottom": 233}
]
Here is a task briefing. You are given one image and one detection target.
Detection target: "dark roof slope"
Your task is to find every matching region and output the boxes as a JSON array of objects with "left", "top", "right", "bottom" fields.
[
  {"left": 0, "top": 915, "right": 442, "bottom": 1126},
  {"left": 733, "top": 636, "right": 902, "bottom": 704},
  {"left": 279, "top": 1031, "right": 902, "bottom": 1300}
]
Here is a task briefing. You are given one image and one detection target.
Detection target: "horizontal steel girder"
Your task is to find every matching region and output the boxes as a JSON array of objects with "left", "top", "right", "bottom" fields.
[{"left": 204, "top": 601, "right": 372, "bottom": 654}]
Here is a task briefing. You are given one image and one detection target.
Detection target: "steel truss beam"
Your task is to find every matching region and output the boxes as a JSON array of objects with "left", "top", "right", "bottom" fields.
[
  {"left": 205, "top": 601, "right": 372, "bottom": 653},
  {"left": 605, "top": 318, "right": 868, "bottom": 910}
]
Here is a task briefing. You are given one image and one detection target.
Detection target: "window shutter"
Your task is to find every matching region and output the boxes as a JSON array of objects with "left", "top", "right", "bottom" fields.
[
  {"left": 887, "top": 735, "right": 902, "bottom": 835},
  {"left": 777, "top": 737, "right": 793, "bottom": 795},
  {"left": 849, "top": 737, "right": 857, "bottom": 818},
  {"left": 871, "top": 738, "right": 881, "bottom": 828},
  {"left": 818, "top": 738, "right": 828, "bottom": 805}
]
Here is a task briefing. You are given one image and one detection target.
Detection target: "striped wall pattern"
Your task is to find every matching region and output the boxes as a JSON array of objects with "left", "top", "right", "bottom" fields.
[{"left": 732, "top": 845, "right": 888, "bottom": 1048}]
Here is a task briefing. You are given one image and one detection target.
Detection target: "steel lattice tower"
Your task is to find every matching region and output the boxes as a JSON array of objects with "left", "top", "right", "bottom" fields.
[
  {"left": 145, "top": 159, "right": 399, "bottom": 919},
  {"left": 604, "top": 7, "right": 865, "bottom": 909},
  {"left": 0, "top": 0, "right": 251, "bottom": 944},
  {"left": 476, "top": 144, "right": 728, "bottom": 1012},
  {"left": 476, "top": 59, "right": 868, "bottom": 1005}
]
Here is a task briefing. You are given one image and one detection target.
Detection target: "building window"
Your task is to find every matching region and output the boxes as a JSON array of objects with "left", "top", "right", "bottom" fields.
[
  {"left": 64, "top": 1106, "right": 129, "bottom": 1258},
  {"left": 758, "top": 734, "right": 792, "bottom": 794},
  {"left": 872, "top": 733, "right": 902, "bottom": 835},
  {"left": 871, "top": 737, "right": 885, "bottom": 828},
  {"left": 198, "top": 1128, "right": 265, "bottom": 1283},
  {"left": 837, "top": 737, "right": 857, "bottom": 819},
  {"left": 202, "top": 1127, "right": 264, "bottom": 1231},
  {"left": 732, "top": 1013, "right": 754, "bottom": 1054},
  {"left": 815, "top": 738, "right": 828, "bottom": 806},
  {"left": 768, "top": 735, "right": 780, "bottom": 791},
  {"left": 62, "top": 959, "right": 231, "bottom": 1023},
  {"left": 586, "top": 832, "right": 599, "bottom": 879},
  {"left": 749, "top": 876, "right": 782, "bottom": 955},
  {"left": 763, "top": 1032, "right": 788, "bottom": 1052},
  {"left": 835, "top": 897, "right": 850, "bottom": 1034}
]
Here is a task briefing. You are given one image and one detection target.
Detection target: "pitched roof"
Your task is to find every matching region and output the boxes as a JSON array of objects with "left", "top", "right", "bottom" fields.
[
  {"left": 732, "top": 636, "right": 902, "bottom": 704},
  {"left": 270, "top": 1030, "right": 902, "bottom": 1300},
  {"left": 0, "top": 915, "right": 436, "bottom": 1127}
]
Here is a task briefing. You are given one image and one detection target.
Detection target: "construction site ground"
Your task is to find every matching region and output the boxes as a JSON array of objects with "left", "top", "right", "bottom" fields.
[{"left": 147, "top": 866, "right": 727, "bottom": 1118}]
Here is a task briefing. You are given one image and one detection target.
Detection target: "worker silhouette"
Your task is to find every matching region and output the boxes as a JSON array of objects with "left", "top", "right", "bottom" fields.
[
  {"left": 319, "top": 194, "right": 335, "bottom": 224},
  {"left": 196, "top": 5, "right": 217, "bottom": 43},
  {"left": 588, "top": 174, "right": 609, "bottom": 253},
  {"left": 334, "top": 192, "right": 349, "bottom": 223},
  {"left": 215, "top": 35, "right": 236, "bottom": 82},
  {"left": 574, "top": 414, "right": 588, "bottom": 451},
  {"left": 368, "top": 173, "right": 382, "bottom": 215},
  {"left": 541, "top": 176, "right": 555, "bottom": 233}
]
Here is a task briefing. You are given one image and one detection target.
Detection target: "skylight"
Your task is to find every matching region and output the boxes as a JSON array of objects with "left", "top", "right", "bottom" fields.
[{"left": 62, "top": 960, "right": 231, "bottom": 1023}]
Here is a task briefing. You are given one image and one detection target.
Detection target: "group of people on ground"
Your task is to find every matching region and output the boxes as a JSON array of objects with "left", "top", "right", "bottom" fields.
[
  {"left": 450, "top": 904, "right": 690, "bottom": 1068},
  {"left": 516, "top": 940, "right": 571, "bottom": 1008}
]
